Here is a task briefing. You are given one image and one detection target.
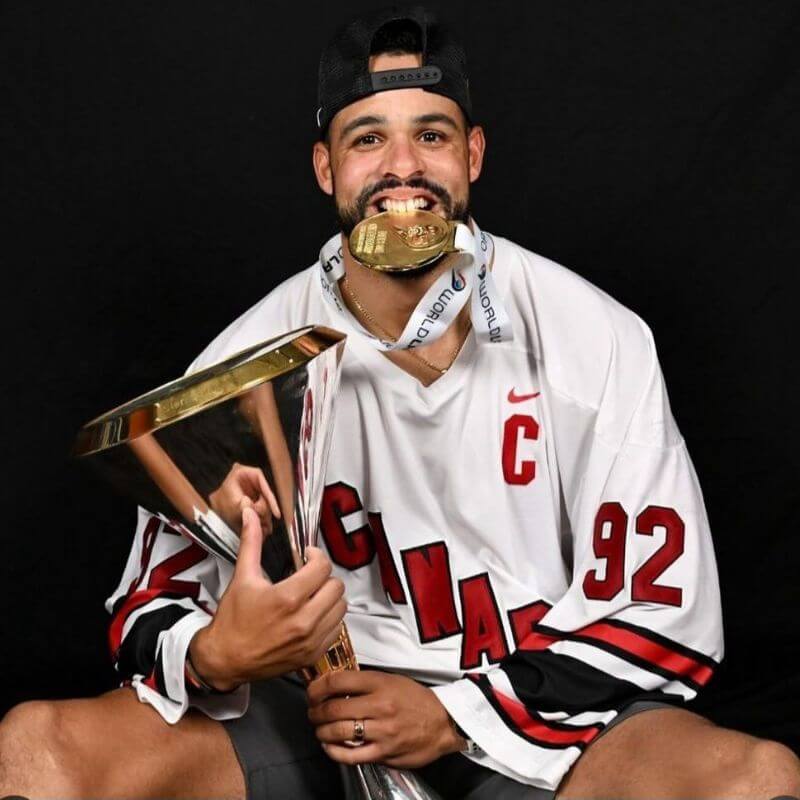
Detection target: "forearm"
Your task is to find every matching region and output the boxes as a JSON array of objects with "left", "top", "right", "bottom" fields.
[{"left": 107, "top": 508, "right": 249, "bottom": 723}]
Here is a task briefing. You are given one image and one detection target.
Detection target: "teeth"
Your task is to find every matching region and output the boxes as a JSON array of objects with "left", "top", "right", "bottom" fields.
[{"left": 378, "top": 197, "right": 430, "bottom": 214}]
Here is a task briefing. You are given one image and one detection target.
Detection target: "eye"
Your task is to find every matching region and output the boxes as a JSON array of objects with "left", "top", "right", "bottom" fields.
[
  {"left": 354, "top": 133, "right": 381, "bottom": 147},
  {"left": 420, "top": 130, "right": 446, "bottom": 143}
]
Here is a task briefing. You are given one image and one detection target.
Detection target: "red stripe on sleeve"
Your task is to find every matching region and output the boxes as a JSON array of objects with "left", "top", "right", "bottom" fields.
[
  {"left": 516, "top": 619, "right": 714, "bottom": 686},
  {"left": 516, "top": 629, "right": 560, "bottom": 651},
  {"left": 577, "top": 622, "right": 715, "bottom": 686},
  {"left": 489, "top": 687, "right": 602, "bottom": 747},
  {"left": 108, "top": 588, "right": 172, "bottom": 658}
]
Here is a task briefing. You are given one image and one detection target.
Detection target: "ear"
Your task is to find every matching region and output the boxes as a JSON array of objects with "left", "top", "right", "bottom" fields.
[
  {"left": 466, "top": 125, "right": 486, "bottom": 183},
  {"left": 312, "top": 140, "right": 334, "bottom": 195}
]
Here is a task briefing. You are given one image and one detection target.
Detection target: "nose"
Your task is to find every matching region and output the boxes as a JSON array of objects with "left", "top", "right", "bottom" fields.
[{"left": 378, "top": 135, "right": 425, "bottom": 182}]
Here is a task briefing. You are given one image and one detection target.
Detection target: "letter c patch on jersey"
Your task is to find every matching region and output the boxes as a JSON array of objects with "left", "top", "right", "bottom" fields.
[{"left": 502, "top": 413, "right": 539, "bottom": 485}]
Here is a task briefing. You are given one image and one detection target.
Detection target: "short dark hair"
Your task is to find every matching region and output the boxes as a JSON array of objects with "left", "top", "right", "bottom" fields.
[{"left": 369, "top": 18, "right": 423, "bottom": 56}]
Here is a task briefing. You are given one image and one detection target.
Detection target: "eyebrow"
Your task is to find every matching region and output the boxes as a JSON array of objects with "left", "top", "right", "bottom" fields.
[
  {"left": 340, "top": 115, "right": 388, "bottom": 138},
  {"left": 339, "top": 111, "right": 462, "bottom": 139},
  {"left": 412, "top": 113, "right": 460, "bottom": 130}
]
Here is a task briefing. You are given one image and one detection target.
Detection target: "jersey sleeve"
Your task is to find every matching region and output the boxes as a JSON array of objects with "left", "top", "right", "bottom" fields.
[
  {"left": 105, "top": 506, "right": 249, "bottom": 724},
  {"left": 431, "top": 321, "right": 723, "bottom": 790}
]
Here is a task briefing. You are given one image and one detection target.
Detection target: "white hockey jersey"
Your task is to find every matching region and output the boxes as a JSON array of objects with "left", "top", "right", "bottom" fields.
[{"left": 106, "top": 229, "right": 723, "bottom": 790}]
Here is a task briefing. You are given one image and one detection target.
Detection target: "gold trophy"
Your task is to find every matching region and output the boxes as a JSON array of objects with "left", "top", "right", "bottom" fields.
[{"left": 74, "top": 325, "right": 442, "bottom": 800}]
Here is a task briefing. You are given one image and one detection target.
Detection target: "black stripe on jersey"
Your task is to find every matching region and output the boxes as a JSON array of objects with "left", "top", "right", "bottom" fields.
[
  {"left": 595, "top": 618, "right": 719, "bottom": 671},
  {"left": 533, "top": 621, "right": 712, "bottom": 694},
  {"left": 469, "top": 674, "right": 600, "bottom": 751},
  {"left": 500, "top": 648, "right": 675, "bottom": 714},
  {"left": 115, "top": 602, "right": 196, "bottom": 681}
]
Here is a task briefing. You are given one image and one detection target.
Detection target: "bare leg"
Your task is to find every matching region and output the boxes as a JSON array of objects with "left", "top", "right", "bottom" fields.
[
  {"left": 557, "top": 707, "right": 800, "bottom": 800},
  {"left": 0, "top": 688, "right": 245, "bottom": 799}
]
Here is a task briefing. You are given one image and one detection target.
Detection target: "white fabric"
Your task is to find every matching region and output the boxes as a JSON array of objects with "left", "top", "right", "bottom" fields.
[{"left": 107, "top": 229, "right": 723, "bottom": 788}]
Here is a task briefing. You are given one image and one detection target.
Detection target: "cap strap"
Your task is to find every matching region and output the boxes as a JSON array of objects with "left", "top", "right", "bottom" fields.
[{"left": 369, "top": 66, "right": 442, "bottom": 92}]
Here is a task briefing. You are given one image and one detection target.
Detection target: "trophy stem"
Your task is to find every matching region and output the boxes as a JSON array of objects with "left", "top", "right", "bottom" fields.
[
  {"left": 297, "top": 624, "right": 444, "bottom": 800},
  {"left": 299, "top": 622, "right": 359, "bottom": 684}
]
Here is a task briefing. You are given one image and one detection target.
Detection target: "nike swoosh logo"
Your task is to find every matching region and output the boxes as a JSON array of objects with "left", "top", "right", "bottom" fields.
[{"left": 508, "top": 389, "right": 541, "bottom": 403}]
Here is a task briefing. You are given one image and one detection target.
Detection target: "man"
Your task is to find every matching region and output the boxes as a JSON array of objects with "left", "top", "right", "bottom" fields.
[{"left": 1, "top": 5, "right": 799, "bottom": 799}]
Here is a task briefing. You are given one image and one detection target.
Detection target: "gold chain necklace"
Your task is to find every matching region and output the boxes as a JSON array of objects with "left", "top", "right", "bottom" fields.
[{"left": 341, "top": 277, "right": 471, "bottom": 375}]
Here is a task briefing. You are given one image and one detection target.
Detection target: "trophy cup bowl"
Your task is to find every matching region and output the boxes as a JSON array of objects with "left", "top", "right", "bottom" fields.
[{"left": 74, "top": 324, "right": 442, "bottom": 800}]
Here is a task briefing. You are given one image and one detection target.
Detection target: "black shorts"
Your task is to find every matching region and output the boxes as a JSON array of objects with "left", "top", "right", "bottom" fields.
[{"left": 221, "top": 675, "right": 672, "bottom": 800}]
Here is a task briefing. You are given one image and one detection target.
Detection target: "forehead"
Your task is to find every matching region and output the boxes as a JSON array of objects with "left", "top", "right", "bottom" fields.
[
  {"left": 330, "top": 88, "right": 465, "bottom": 139},
  {"left": 328, "top": 50, "right": 465, "bottom": 140}
]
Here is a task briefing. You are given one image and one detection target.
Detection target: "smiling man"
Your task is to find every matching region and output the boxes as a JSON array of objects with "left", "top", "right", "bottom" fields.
[{"left": 2, "top": 5, "right": 800, "bottom": 800}]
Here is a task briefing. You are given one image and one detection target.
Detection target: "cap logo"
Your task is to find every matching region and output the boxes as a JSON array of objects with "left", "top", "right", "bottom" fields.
[{"left": 370, "top": 66, "right": 442, "bottom": 91}]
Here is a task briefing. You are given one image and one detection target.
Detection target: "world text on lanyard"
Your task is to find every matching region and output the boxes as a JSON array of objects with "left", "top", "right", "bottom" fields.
[{"left": 318, "top": 219, "right": 513, "bottom": 351}]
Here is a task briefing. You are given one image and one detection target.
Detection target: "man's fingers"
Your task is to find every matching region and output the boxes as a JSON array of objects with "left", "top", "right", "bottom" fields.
[
  {"left": 314, "top": 717, "right": 390, "bottom": 745},
  {"left": 315, "top": 593, "right": 347, "bottom": 639},
  {"left": 307, "top": 668, "right": 382, "bottom": 704},
  {"left": 256, "top": 469, "right": 281, "bottom": 518},
  {"left": 234, "top": 465, "right": 280, "bottom": 520},
  {"left": 279, "top": 547, "right": 331, "bottom": 602},
  {"left": 303, "top": 576, "right": 345, "bottom": 624},
  {"left": 321, "top": 741, "right": 385, "bottom": 766},
  {"left": 315, "top": 614, "right": 348, "bottom": 658},
  {"left": 301, "top": 597, "right": 347, "bottom": 665},
  {"left": 233, "top": 505, "right": 266, "bottom": 583},
  {"left": 251, "top": 495, "right": 273, "bottom": 531},
  {"left": 308, "top": 694, "right": 375, "bottom": 726},
  {"left": 305, "top": 546, "right": 326, "bottom": 565}
]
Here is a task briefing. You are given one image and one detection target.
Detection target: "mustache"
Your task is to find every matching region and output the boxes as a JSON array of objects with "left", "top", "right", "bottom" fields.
[
  {"left": 334, "top": 175, "right": 469, "bottom": 240},
  {"left": 355, "top": 176, "right": 454, "bottom": 217}
]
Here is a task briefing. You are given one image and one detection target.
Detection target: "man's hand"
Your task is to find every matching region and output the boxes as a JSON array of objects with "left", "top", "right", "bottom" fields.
[
  {"left": 306, "top": 671, "right": 466, "bottom": 768},
  {"left": 190, "top": 506, "right": 347, "bottom": 691},
  {"left": 208, "top": 462, "right": 280, "bottom": 534}
]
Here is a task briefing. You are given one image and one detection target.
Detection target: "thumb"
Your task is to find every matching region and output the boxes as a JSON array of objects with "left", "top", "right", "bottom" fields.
[{"left": 233, "top": 505, "right": 265, "bottom": 583}]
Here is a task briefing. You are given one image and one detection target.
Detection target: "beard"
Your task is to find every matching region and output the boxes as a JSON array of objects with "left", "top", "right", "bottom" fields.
[{"left": 335, "top": 176, "right": 470, "bottom": 281}]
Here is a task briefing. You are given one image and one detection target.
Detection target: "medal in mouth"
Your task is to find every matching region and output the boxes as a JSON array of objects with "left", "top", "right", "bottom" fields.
[{"left": 349, "top": 208, "right": 460, "bottom": 272}]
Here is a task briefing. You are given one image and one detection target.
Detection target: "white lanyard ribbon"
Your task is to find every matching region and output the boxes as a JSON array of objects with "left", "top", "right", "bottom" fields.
[{"left": 318, "top": 219, "right": 513, "bottom": 350}]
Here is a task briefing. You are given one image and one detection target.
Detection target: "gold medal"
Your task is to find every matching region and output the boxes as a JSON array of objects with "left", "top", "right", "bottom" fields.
[{"left": 349, "top": 209, "right": 459, "bottom": 272}]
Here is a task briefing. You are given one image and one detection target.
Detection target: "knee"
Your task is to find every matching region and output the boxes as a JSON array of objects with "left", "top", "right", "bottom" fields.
[
  {"left": 0, "top": 700, "right": 88, "bottom": 797},
  {"left": 724, "top": 737, "right": 800, "bottom": 799}
]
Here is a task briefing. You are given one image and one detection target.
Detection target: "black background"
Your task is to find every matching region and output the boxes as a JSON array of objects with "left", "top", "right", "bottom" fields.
[{"left": 2, "top": 0, "right": 798, "bottom": 752}]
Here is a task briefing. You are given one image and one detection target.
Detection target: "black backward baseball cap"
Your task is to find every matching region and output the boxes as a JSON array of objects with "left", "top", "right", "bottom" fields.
[{"left": 317, "top": 5, "right": 472, "bottom": 135}]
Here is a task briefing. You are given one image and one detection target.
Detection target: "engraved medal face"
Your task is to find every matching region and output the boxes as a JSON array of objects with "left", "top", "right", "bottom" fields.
[{"left": 349, "top": 210, "right": 456, "bottom": 272}]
